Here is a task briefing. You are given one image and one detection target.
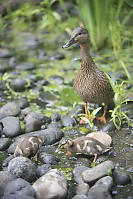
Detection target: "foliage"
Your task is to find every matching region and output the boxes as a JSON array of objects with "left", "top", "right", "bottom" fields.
[
  {"left": 79, "top": 107, "right": 101, "bottom": 131},
  {"left": 106, "top": 74, "right": 133, "bottom": 129}
]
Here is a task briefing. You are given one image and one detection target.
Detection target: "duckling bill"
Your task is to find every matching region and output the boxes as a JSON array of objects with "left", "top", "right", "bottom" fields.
[
  {"left": 56, "top": 136, "right": 111, "bottom": 162},
  {"left": 62, "top": 27, "right": 114, "bottom": 124},
  {"left": 14, "top": 136, "right": 45, "bottom": 160}
]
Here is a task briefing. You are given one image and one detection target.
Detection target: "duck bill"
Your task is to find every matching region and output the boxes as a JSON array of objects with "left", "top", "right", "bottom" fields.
[
  {"left": 55, "top": 147, "right": 60, "bottom": 153},
  {"left": 62, "top": 38, "right": 74, "bottom": 48}
]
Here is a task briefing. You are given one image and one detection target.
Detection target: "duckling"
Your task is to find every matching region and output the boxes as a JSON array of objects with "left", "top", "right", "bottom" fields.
[
  {"left": 14, "top": 136, "right": 45, "bottom": 160},
  {"left": 55, "top": 136, "right": 111, "bottom": 162},
  {"left": 62, "top": 27, "right": 114, "bottom": 124}
]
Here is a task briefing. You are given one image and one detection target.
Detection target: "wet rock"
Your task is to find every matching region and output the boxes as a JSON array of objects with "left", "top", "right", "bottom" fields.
[
  {"left": 47, "top": 121, "right": 63, "bottom": 129},
  {"left": 72, "top": 195, "right": 89, "bottom": 199},
  {"left": 0, "top": 48, "right": 12, "bottom": 58},
  {"left": 0, "top": 102, "right": 21, "bottom": 117},
  {"left": 74, "top": 104, "right": 85, "bottom": 115},
  {"left": 0, "top": 171, "right": 16, "bottom": 198},
  {"left": 0, "top": 81, "right": 7, "bottom": 91},
  {"left": 8, "top": 157, "right": 36, "bottom": 182},
  {"left": 39, "top": 79, "right": 49, "bottom": 86},
  {"left": 113, "top": 170, "right": 131, "bottom": 185},
  {"left": 0, "top": 62, "right": 13, "bottom": 73},
  {"left": 2, "top": 155, "right": 14, "bottom": 168},
  {"left": 17, "top": 32, "right": 40, "bottom": 50},
  {"left": 4, "top": 178, "right": 36, "bottom": 197},
  {"left": 86, "top": 131, "right": 112, "bottom": 147},
  {"left": 50, "top": 75, "right": 64, "bottom": 85},
  {"left": 21, "top": 107, "right": 33, "bottom": 116},
  {"left": 16, "top": 62, "right": 36, "bottom": 70},
  {"left": 1, "top": 116, "right": 21, "bottom": 137},
  {"left": 10, "top": 78, "right": 28, "bottom": 92},
  {"left": 73, "top": 166, "right": 88, "bottom": 184},
  {"left": 32, "top": 169, "right": 67, "bottom": 199},
  {"left": 38, "top": 49, "right": 47, "bottom": 60},
  {"left": 18, "top": 98, "right": 29, "bottom": 109},
  {"left": 76, "top": 183, "right": 89, "bottom": 196},
  {"left": 61, "top": 115, "right": 76, "bottom": 127},
  {"left": 88, "top": 185, "right": 112, "bottom": 199},
  {"left": 49, "top": 52, "right": 65, "bottom": 60},
  {"left": 24, "top": 111, "right": 50, "bottom": 133},
  {"left": 50, "top": 113, "right": 61, "bottom": 122},
  {"left": 0, "top": 138, "right": 11, "bottom": 150},
  {"left": 0, "top": 121, "right": 4, "bottom": 134},
  {"left": 82, "top": 160, "right": 114, "bottom": 184},
  {"left": 1, "top": 194, "right": 36, "bottom": 199},
  {"left": 39, "top": 91, "right": 57, "bottom": 105},
  {"left": 39, "top": 152, "right": 59, "bottom": 165},
  {"left": 102, "top": 121, "right": 116, "bottom": 132},
  {"left": 36, "top": 164, "right": 51, "bottom": 178},
  {"left": 94, "top": 176, "right": 113, "bottom": 192},
  {"left": 8, "top": 57, "right": 16, "bottom": 67}
]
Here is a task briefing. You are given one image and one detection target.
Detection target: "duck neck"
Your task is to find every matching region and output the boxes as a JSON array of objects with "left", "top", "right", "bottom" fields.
[{"left": 80, "top": 43, "right": 94, "bottom": 67}]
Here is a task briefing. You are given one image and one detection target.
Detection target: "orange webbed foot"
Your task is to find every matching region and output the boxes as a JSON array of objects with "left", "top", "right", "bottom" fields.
[
  {"left": 66, "top": 151, "right": 72, "bottom": 156},
  {"left": 96, "top": 116, "right": 106, "bottom": 124}
]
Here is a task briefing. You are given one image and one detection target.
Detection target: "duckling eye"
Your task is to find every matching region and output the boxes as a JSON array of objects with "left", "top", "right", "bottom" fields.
[{"left": 78, "top": 33, "right": 82, "bottom": 36}]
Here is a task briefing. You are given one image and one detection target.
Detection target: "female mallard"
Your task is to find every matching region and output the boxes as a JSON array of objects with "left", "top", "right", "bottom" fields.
[
  {"left": 14, "top": 136, "right": 45, "bottom": 160},
  {"left": 62, "top": 27, "right": 114, "bottom": 124},
  {"left": 55, "top": 136, "right": 111, "bottom": 162}
]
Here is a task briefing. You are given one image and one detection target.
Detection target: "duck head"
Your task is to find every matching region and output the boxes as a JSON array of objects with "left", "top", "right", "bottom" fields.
[
  {"left": 62, "top": 27, "right": 89, "bottom": 48},
  {"left": 55, "top": 137, "right": 73, "bottom": 152}
]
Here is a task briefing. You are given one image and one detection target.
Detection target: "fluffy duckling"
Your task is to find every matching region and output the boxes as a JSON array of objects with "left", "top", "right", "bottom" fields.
[
  {"left": 55, "top": 136, "right": 111, "bottom": 162},
  {"left": 14, "top": 136, "right": 45, "bottom": 160}
]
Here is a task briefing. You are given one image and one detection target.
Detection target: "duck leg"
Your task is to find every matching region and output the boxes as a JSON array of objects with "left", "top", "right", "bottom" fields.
[
  {"left": 93, "top": 154, "right": 97, "bottom": 163},
  {"left": 97, "top": 105, "right": 107, "bottom": 124}
]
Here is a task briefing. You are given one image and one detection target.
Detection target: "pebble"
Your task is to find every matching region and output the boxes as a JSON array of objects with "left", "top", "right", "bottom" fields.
[
  {"left": 36, "top": 164, "right": 52, "bottom": 178},
  {"left": 1, "top": 116, "right": 21, "bottom": 137},
  {"left": 73, "top": 166, "right": 88, "bottom": 184},
  {"left": 0, "top": 138, "right": 11, "bottom": 150},
  {"left": 39, "top": 152, "right": 59, "bottom": 165},
  {"left": 50, "top": 113, "right": 61, "bottom": 122},
  {"left": 10, "top": 78, "right": 28, "bottom": 92},
  {"left": 18, "top": 98, "right": 29, "bottom": 109},
  {"left": 1, "top": 194, "right": 36, "bottom": 199},
  {"left": 0, "top": 171, "right": 16, "bottom": 198},
  {"left": 2, "top": 155, "right": 14, "bottom": 167},
  {"left": 0, "top": 102, "right": 21, "bottom": 117},
  {"left": 61, "top": 115, "right": 76, "bottom": 127},
  {"left": 88, "top": 185, "right": 112, "bottom": 199},
  {"left": 82, "top": 160, "right": 114, "bottom": 184},
  {"left": 49, "top": 52, "right": 65, "bottom": 60},
  {"left": 50, "top": 75, "right": 64, "bottom": 84},
  {"left": 72, "top": 195, "right": 89, "bottom": 199},
  {"left": 102, "top": 121, "right": 116, "bottom": 132},
  {"left": 86, "top": 131, "right": 112, "bottom": 147},
  {"left": 76, "top": 183, "right": 90, "bottom": 196},
  {"left": 113, "top": 170, "right": 131, "bottom": 185},
  {"left": 16, "top": 62, "right": 36, "bottom": 70},
  {"left": 4, "top": 178, "right": 36, "bottom": 197},
  {"left": 39, "top": 91, "right": 57, "bottom": 104},
  {"left": 8, "top": 157, "right": 36, "bottom": 182},
  {"left": 33, "top": 169, "right": 67, "bottom": 199},
  {"left": 0, "top": 48, "right": 12, "bottom": 58},
  {"left": 47, "top": 121, "right": 63, "bottom": 129}
]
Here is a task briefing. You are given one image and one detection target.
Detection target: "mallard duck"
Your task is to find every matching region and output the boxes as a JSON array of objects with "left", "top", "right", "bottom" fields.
[
  {"left": 55, "top": 136, "right": 111, "bottom": 162},
  {"left": 14, "top": 136, "right": 45, "bottom": 160},
  {"left": 62, "top": 27, "right": 114, "bottom": 124}
]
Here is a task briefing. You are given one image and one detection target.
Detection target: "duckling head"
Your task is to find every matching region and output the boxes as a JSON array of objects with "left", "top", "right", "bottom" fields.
[
  {"left": 62, "top": 27, "right": 89, "bottom": 48},
  {"left": 55, "top": 137, "right": 73, "bottom": 153}
]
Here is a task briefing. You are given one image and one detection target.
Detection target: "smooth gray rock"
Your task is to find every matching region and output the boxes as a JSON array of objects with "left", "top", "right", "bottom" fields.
[
  {"left": 33, "top": 169, "right": 67, "bottom": 199},
  {"left": 82, "top": 160, "right": 114, "bottom": 183},
  {"left": 61, "top": 115, "right": 76, "bottom": 127},
  {"left": 73, "top": 166, "right": 88, "bottom": 184},
  {"left": 0, "top": 137, "right": 11, "bottom": 150},
  {"left": 18, "top": 98, "right": 29, "bottom": 109},
  {"left": 2, "top": 155, "right": 14, "bottom": 167},
  {"left": 10, "top": 78, "right": 28, "bottom": 92},
  {"left": 113, "top": 170, "right": 131, "bottom": 185},
  {"left": 4, "top": 178, "right": 36, "bottom": 197},
  {"left": 1, "top": 194, "right": 35, "bottom": 199},
  {"left": 8, "top": 157, "right": 36, "bottom": 182},
  {"left": 50, "top": 113, "right": 61, "bottom": 122},
  {"left": 0, "top": 102, "right": 21, "bottom": 117},
  {"left": 0, "top": 171, "right": 16, "bottom": 198},
  {"left": 39, "top": 152, "right": 59, "bottom": 165},
  {"left": 1, "top": 116, "right": 21, "bottom": 137},
  {"left": 76, "top": 183, "right": 90, "bottom": 196},
  {"left": 0, "top": 48, "right": 12, "bottom": 58},
  {"left": 16, "top": 62, "right": 36, "bottom": 70},
  {"left": 50, "top": 74, "right": 64, "bottom": 84},
  {"left": 36, "top": 164, "right": 51, "bottom": 178},
  {"left": 94, "top": 176, "right": 113, "bottom": 192},
  {"left": 88, "top": 185, "right": 112, "bottom": 199},
  {"left": 72, "top": 195, "right": 89, "bottom": 199}
]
